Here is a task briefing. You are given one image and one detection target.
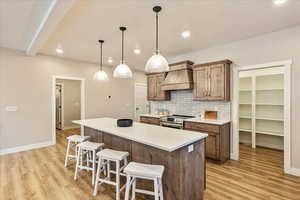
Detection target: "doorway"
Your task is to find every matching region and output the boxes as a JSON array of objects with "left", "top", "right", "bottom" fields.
[
  {"left": 232, "top": 60, "right": 291, "bottom": 173},
  {"left": 52, "top": 76, "right": 86, "bottom": 145},
  {"left": 134, "top": 83, "right": 149, "bottom": 121}
]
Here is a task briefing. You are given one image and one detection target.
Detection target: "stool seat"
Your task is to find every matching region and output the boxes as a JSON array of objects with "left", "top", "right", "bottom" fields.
[
  {"left": 124, "top": 162, "right": 164, "bottom": 178},
  {"left": 97, "top": 149, "right": 129, "bottom": 161},
  {"left": 77, "top": 141, "right": 104, "bottom": 151},
  {"left": 67, "top": 135, "right": 90, "bottom": 143}
]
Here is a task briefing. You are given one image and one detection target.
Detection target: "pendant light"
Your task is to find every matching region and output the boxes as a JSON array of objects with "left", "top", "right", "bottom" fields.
[
  {"left": 145, "top": 6, "right": 169, "bottom": 73},
  {"left": 94, "top": 40, "right": 109, "bottom": 81},
  {"left": 113, "top": 26, "right": 132, "bottom": 78}
]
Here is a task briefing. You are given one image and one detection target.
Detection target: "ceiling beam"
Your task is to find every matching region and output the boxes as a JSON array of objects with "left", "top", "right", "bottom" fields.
[{"left": 26, "top": 0, "right": 77, "bottom": 56}]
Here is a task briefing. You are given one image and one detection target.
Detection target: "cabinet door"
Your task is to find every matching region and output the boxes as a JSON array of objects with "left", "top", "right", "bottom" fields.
[
  {"left": 205, "top": 132, "right": 219, "bottom": 160},
  {"left": 193, "top": 67, "right": 208, "bottom": 100},
  {"left": 208, "top": 64, "right": 225, "bottom": 100},
  {"left": 147, "top": 76, "right": 157, "bottom": 100},
  {"left": 156, "top": 74, "right": 166, "bottom": 100}
]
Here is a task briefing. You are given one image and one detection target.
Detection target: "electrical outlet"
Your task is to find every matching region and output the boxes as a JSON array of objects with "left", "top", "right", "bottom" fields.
[
  {"left": 188, "top": 144, "right": 194, "bottom": 152},
  {"left": 6, "top": 106, "right": 18, "bottom": 112}
]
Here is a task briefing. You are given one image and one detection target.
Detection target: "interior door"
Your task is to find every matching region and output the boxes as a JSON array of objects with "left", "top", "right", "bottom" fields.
[
  {"left": 135, "top": 83, "right": 149, "bottom": 121},
  {"left": 208, "top": 64, "right": 225, "bottom": 100},
  {"left": 194, "top": 67, "right": 208, "bottom": 100},
  {"left": 56, "top": 84, "right": 62, "bottom": 130}
]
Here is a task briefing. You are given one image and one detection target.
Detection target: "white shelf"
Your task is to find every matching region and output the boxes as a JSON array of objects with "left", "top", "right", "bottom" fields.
[
  {"left": 256, "top": 89, "right": 283, "bottom": 91},
  {"left": 256, "top": 117, "right": 283, "bottom": 121},
  {"left": 256, "top": 103, "right": 284, "bottom": 106},
  {"left": 256, "top": 130, "right": 284, "bottom": 137},
  {"left": 240, "top": 116, "right": 251, "bottom": 119},
  {"left": 239, "top": 129, "right": 252, "bottom": 132}
]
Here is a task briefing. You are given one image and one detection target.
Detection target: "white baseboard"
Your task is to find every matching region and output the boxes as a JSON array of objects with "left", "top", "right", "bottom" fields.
[
  {"left": 0, "top": 141, "right": 54, "bottom": 156},
  {"left": 285, "top": 168, "right": 300, "bottom": 177},
  {"left": 63, "top": 125, "right": 80, "bottom": 130},
  {"left": 230, "top": 153, "right": 239, "bottom": 160}
]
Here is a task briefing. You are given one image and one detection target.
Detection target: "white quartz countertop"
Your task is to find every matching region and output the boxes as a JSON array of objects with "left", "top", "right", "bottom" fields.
[
  {"left": 184, "top": 118, "right": 231, "bottom": 125},
  {"left": 73, "top": 118, "right": 207, "bottom": 152}
]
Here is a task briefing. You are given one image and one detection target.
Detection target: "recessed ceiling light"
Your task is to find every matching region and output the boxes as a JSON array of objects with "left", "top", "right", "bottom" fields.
[
  {"left": 56, "top": 48, "right": 63, "bottom": 54},
  {"left": 273, "top": 0, "right": 287, "bottom": 5},
  {"left": 108, "top": 57, "right": 113, "bottom": 63},
  {"left": 181, "top": 30, "right": 191, "bottom": 38},
  {"left": 134, "top": 48, "right": 141, "bottom": 55}
]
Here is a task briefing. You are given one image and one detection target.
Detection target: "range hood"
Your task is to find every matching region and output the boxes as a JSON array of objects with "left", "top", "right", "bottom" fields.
[{"left": 161, "top": 60, "right": 194, "bottom": 91}]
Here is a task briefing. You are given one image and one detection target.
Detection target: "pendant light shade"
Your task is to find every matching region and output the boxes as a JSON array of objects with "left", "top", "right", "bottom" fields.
[
  {"left": 145, "top": 6, "right": 169, "bottom": 73},
  {"left": 113, "top": 27, "right": 132, "bottom": 78},
  {"left": 94, "top": 40, "right": 109, "bottom": 81}
]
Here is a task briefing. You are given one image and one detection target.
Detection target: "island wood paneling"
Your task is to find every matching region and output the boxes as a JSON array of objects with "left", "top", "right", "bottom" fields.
[{"left": 84, "top": 126, "right": 206, "bottom": 200}]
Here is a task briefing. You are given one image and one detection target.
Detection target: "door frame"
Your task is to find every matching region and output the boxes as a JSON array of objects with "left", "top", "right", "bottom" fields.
[
  {"left": 52, "top": 76, "right": 86, "bottom": 145},
  {"left": 134, "top": 82, "right": 148, "bottom": 121},
  {"left": 55, "top": 83, "right": 64, "bottom": 129},
  {"left": 232, "top": 59, "right": 292, "bottom": 173}
]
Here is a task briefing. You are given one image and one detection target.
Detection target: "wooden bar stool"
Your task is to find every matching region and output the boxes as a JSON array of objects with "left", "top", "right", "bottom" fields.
[
  {"left": 124, "top": 162, "right": 164, "bottom": 200},
  {"left": 74, "top": 141, "right": 104, "bottom": 185},
  {"left": 93, "top": 149, "right": 129, "bottom": 200},
  {"left": 64, "top": 135, "right": 90, "bottom": 167}
]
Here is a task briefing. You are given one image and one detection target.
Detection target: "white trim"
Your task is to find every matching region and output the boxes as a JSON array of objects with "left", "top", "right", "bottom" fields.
[
  {"left": 52, "top": 76, "right": 86, "bottom": 144},
  {"left": 134, "top": 82, "right": 148, "bottom": 121},
  {"left": 63, "top": 125, "right": 81, "bottom": 130},
  {"left": 56, "top": 83, "right": 64, "bottom": 129},
  {"left": 0, "top": 141, "right": 54, "bottom": 156},
  {"left": 285, "top": 168, "right": 300, "bottom": 177},
  {"left": 232, "top": 59, "right": 292, "bottom": 172}
]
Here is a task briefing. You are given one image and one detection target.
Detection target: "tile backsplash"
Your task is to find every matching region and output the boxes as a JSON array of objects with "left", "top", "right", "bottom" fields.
[{"left": 150, "top": 90, "right": 231, "bottom": 120}]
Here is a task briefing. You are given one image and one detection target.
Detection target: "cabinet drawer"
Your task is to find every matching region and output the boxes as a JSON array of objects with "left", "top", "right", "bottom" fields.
[
  {"left": 140, "top": 117, "right": 160, "bottom": 125},
  {"left": 184, "top": 121, "right": 220, "bottom": 134}
]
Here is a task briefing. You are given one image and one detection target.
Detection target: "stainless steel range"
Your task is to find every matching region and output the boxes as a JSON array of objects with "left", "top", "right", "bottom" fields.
[{"left": 160, "top": 114, "right": 195, "bottom": 129}]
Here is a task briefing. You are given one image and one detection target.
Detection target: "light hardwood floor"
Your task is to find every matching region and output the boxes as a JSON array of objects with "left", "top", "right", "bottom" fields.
[{"left": 1, "top": 129, "right": 300, "bottom": 200}]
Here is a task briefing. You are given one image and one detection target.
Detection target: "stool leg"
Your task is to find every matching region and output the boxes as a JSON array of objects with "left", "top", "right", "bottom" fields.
[
  {"left": 74, "top": 147, "right": 81, "bottom": 180},
  {"left": 93, "top": 158, "right": 102, "bottom": 196},
  {"left": 154, "top": 178, "right": 159, "bottom": 200},
  {"left": 107, "top": 160, "right": 111, "bottom": 181},
  {"left": 64, "top": 140, "right": 71, "bottom": 167},
  {"left": 131, "top": 177, "right": 136, "bottom": 200},
  {"left": 92, "top": 150, "right": 96, "bottom": 185},
  {"left": 116, "top": 160, "right": 120, "bottom": 200},
  {"left": 159, "top": 178, "right": 164, "bottom": 200},
  {"left": 125, "top": 175, "right": 131, "bottom": 200}
]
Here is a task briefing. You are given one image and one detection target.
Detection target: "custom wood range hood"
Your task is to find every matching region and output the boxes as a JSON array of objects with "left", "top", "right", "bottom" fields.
[{"left": 161, "top": 60, "right": 194, "bottom": 91}]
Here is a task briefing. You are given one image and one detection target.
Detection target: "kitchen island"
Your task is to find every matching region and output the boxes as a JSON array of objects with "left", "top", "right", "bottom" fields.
[{"left": 73, "top": 118, "right": 208, "bottom": 200}]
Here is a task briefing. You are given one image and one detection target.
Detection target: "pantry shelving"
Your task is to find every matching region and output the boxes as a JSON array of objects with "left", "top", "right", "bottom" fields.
[{"left": 239, "top": 67, "right": 284, "bottom": 150}]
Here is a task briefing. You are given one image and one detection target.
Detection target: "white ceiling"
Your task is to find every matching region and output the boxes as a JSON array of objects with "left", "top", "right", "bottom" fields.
[
  {"left": 2, "top": 0, "right": 300, "bottom": 70},
  {"left": 0, "top": 0, "right": 53, "bottom": 50}
]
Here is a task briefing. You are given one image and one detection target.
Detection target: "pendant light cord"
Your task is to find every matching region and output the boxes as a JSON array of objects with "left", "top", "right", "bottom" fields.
[
  {"left": 122, "top": 29, "right": 124, "bottom": 64},
  {"left": 156, "top": 12, "right": 159, "bottom": 54},
  {"left": 100, "top": 42, "right": 103, "bottom": 71}
]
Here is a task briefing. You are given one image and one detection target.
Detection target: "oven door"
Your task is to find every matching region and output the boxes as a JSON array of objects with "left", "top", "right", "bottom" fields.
[{"left": 160, "top": 122, "right": 183, "bottom": 129}]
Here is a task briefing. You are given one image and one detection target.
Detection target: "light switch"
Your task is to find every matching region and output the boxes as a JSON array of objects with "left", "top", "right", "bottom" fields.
[
  {"left": 6, "top": 106, "right": 18, "bottom": 112},
  {"left": 188, "top": 144, "right": 194, "bottom": 152}
]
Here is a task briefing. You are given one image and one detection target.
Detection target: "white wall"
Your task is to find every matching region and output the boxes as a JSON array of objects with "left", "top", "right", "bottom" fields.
[
  {"left": 168, "top": 25, "right": 300, "bottom": 169},
  {"left": 0, "top": 48, "right": 146, "bottom": 150}
]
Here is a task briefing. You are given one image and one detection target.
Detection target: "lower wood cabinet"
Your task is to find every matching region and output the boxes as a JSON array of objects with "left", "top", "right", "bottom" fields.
[
  {"left": 184, "top": 121, "right": 231, "bottom": 163},
  {"left": 140, "top": 116, "right": 161, "bottom": 126}
]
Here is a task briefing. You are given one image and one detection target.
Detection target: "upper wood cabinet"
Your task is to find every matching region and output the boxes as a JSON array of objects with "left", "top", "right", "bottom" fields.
[
  {"left": 193, "top": 60, "right": 231, "bottom": 101},
  {"left": 146, "top": 73, "right": 170, "bottom": 101}
]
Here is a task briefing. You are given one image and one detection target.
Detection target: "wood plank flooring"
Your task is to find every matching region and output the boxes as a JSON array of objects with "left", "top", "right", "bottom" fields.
[{"left": 1, "top": 129, "right": 300, "bottom": 200}]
